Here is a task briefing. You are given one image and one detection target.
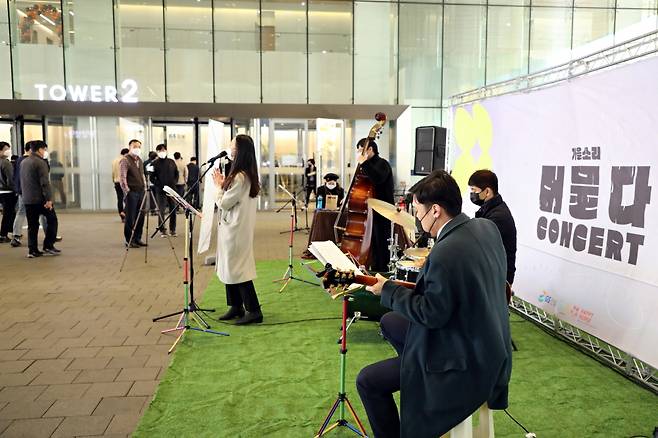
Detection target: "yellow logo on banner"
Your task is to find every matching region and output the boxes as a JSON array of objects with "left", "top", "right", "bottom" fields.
[{"left": 451, "top": 103, "right": 494, "bottom": 191}]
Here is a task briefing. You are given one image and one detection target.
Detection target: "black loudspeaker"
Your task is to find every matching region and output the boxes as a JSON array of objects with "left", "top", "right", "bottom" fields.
[{"left": 414, "top": 126, "right": 447, "bottom": 175}]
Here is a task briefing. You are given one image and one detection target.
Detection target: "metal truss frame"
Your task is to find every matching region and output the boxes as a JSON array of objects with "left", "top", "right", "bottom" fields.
[
  {"left": 510, "top": 296, "right": 658, "bottom": 395},
  {"left": 450, "top": 30, "right": 658, "bottom": 106}
]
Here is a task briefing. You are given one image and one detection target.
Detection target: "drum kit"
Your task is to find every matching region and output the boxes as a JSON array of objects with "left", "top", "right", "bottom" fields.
[{"left": 367, "top": 198, "right": 434, "bottom": 283}]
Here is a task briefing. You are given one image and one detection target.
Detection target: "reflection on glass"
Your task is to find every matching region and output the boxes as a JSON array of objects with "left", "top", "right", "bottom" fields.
[
  {"left": 486, "top": 6, "right": 529, "bottom": 84},
  {"left": 308, "top": 0, "right": 352, "bottom": 104},
  {"left": 0, "top": 2, "right": 12, "bottom": 98},
  {"left": 399, "top": 3, "right": 442, "bottom": 106},
  {"left": 63, "top": 0, "right": 115, "bottom": 90},
  {"left": 529, "top": 7, "right": 572, "bottom": 72},
  {"left": 116, "top": 0, "right": 165, "bottom": 101},
  {"left": 214, "top": 0, "right": 260, "bottom": 103},
  {"left": 443, "top": 5, "right": 486, "bottom": 100},
  {"left": 354, "top": 2, "right": 398, "bottom": 104},
  {"left": 166, "top": 0, "right": 213, "bottom": 102},
  {"left": 615, "top": 9, "right": 658, "bottom": 43},
  {"left": 573, "top": 8, "right": 614, "bottom": 52},
  {"left": 9, "top": 0, "right": 65, "bottom": 99},
  {"left": 261, "top": 0, "right": 307, "bottom": 103}
]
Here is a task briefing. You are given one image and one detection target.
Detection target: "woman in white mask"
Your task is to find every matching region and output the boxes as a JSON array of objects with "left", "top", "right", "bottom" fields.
[{"left": 315, "top": 172, "right": 344, "bottom": 209}]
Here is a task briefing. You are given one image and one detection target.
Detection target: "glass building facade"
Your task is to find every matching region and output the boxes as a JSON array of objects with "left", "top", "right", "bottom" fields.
[{"left": 1, "top": 0, "right": 657, "bottom": 209}]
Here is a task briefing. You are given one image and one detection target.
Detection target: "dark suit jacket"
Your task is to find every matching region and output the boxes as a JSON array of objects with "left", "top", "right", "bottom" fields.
[
  {"left": 475, "top": 194, "right": 517, "bottom": 284},
  {"left": 380, "top": 213, "right": 512, "bottom": 437}
]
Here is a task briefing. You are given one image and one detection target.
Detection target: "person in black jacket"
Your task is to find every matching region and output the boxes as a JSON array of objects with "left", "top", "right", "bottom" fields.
[
  {"left": 357, "top": 170, "right": 512, "bottom": 437},
  {"left": 357, "top": 138, "right": 394, "bottom": 272},
  {"left": 315, "top": 172, "right": 344, "bottom": 209},
  {"left": 0, "top": 142, "right": 17, "bottom": 243},
  {"left": 304, "top": 158, "right": 317, "bottom": 207},
  {"left": 468, "top": 169, "right": 517, "bottom": 286},
  {"left": 186, "top": 157, "right": 200, "bottom": 208},
  {"left": 153, "top": 144, "right": 179, "bottom": 237}
]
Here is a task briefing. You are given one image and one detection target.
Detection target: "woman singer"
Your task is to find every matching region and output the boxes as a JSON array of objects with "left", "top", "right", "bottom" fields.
[{"left": 212, "top": 135, "right": 263, "bottom": 325}]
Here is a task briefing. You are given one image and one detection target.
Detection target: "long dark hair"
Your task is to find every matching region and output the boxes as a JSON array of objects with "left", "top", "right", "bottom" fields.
[{"left": 223, "top": 134, "right": 260, "bottom": 198}]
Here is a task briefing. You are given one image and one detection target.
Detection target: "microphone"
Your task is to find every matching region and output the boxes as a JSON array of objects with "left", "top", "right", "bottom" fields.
[{"left": 203, "top": 150, "right": 227, "bottom": 166}]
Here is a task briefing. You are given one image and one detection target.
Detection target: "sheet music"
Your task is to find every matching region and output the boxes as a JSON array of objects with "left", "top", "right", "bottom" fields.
[{"left": 308, "top": 241, "right": 362, "bottom": 291}]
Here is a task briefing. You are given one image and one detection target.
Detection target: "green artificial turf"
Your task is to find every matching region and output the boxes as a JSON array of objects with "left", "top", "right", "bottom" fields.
[{"left": 135, "top": 259, "right": 658, "bottom": 438}]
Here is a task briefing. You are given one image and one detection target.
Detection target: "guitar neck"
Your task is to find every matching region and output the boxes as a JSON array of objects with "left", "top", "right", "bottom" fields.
[{"left": 353, "top": 274, "right": 415, "bottom": 289}]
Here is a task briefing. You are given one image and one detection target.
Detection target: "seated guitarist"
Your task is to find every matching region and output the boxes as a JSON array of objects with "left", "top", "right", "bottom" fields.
[{"left": 356, "top": 170, "right": 512, "bottom": 438}]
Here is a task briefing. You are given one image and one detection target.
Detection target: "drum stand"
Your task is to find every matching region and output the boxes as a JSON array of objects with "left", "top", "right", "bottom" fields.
[
  {"left": 387, "top": 221, "right": 400, "bottom": 273},
  {"left": 315, "top": 295, "right": 368, "bottom": 438}
]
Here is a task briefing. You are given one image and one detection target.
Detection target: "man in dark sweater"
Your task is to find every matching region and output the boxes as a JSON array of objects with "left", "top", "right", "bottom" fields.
[
  {"left": 119, "top": 140, "right": 147, "bottom": 247},
  {"left": 469, "top": 169, "right": 517, "bottom": 287},
  {"left": 20, "top": 140, "right": 59, "bottom": 257},
  {"left": 152, "top": 144, "right": 179, "bottom": 237},
  {"left": 0, "top": 141, "right": 17, "bottom": 243},
  {"left": 186, "top": 157, "right": 200, "bottom": 208},
  {"left": 357, "top": 138, "right": 394, "bottom": 272}
]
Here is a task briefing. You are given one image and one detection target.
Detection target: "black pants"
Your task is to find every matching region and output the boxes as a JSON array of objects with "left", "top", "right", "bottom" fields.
[
  {"left": 25, "top": 203, "right": 58, "bottom": 252},
  {"left": 356, "top": 311, "right": 410, "bottom": 438},
  {"left": 114, "top": 182, "right": 125, "bottom": 216},
  {"left": 187, "top": 184, "right": 200, "bottom": 208},
  {"left": 225, "top": 280, "right": 261, "bottom": 313},
  {"left": 370, "top": 213, "right": 391, "bottom": 272},
  {"left": 124, "top": 190, "right": 145, "bottom": 244},
  {"left": 305, "top": 185, "right": 316, "bottom": 205},
  {"left": 156, "top": 187, "right": 176, "bottom": 233},
  {"left": 0, "top": 192, "right": 17, "bottom": 237}
]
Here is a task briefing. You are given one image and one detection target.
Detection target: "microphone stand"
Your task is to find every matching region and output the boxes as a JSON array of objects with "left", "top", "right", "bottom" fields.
[{"left": 152, "top": 161, "right": 218, "bottom": 323}]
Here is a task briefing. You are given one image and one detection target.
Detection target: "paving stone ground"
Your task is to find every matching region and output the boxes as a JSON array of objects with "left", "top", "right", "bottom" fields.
[{"left": 0, "top": 210, "right": 307, "bottom": 437}]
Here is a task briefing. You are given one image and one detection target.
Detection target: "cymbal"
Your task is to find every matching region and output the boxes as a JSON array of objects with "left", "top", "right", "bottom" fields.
[
  {"left": 404, "top": 247, "right": 430, "bottom": 260},
  {"left": 367, "top": 199, "right": 416, "bottom": 233}
]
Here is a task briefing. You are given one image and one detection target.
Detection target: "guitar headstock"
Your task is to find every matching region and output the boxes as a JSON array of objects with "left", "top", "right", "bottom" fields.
[{"left": 317, "top": 263, "right": 357, "bottom": 289}]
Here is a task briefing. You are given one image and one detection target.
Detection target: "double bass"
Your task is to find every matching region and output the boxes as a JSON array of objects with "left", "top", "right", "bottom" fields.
[{"left": 333, "top": 113, "right": 387, "bottom": 266}]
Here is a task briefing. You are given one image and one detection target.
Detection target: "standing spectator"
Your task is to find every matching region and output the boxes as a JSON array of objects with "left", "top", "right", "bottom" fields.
[
  {"left": 10, "top": 143, "right": 31, "bottom": 247},
  {"left": 49, "top": 151, "right": 67, "bottom": 206},
  {"left": 143, "top": 150, "right": 158, "bottom": 215},
  {"left": 187, "top": 157, "right": 200, "bottom": 208},
  {"left": 20, "top": 140, "right": 59, "bottom": 258},
  {"left": 152, "top": 144, "right": 178, "bottom": 237},
  {"left": 304, "top": 158, "right": 316, "bottom": 207},
  {"left": 119, "top": 140, "right": 147, "bottom": 247},
  {"left": 173, "top": 151, "right": 188, "bottom": 198},
  {"left": 112, "top": 148, "right": 129, "bottom": 222},
  {"left": 0, "top": 142, "right": 17, "bottom": 243}
]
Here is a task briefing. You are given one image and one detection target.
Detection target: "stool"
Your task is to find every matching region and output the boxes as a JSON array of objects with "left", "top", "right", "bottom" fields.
[{"left": 441, "top": 404, "right": 494, "bottom": 438}]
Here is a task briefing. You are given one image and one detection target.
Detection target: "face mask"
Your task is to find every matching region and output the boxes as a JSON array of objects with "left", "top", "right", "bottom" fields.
[
  {"left": 3, "top": 149, "right": 10, "bottom": 158},
  {"left": 326, "top": 182, "right": 337, "bottom": 190},
  {"left": 131, "top": 148, "right": 141, "bottom": 156},
  {"left": 42, "top": 150, "right": 49, "bottom": 160},
  {"left": 470, "top": 191, "right": 485, "bottom": 206},
  {"left": 417, "top": 205, "right": 440, "bottom": 235},
  {"left": 158, "top": 152, "right": 167, "bottom": 159}
]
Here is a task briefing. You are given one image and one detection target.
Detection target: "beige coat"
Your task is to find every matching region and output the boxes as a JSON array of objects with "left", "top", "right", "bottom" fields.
[{"left": 215, "top": 172, "right": 257, "bottom": 284}]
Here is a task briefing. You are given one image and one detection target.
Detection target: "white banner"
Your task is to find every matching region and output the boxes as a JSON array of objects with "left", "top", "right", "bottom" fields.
[
  {"left": 449, "top": 55, "right": 658, "bottom": 367},
  {"left": 197, "top": 120, "right": 224, "bottom": 254}
]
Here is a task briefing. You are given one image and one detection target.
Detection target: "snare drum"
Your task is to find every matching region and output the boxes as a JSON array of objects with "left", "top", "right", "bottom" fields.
[{"left": 395, "top": 260, "right": 422, "bottom": 283}]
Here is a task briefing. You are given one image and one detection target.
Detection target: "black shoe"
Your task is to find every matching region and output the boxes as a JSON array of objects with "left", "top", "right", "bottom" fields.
[
  {"left": 27, "top": 250, "right": 44, "bottom": 258},
  {"left": 218, "top": 306, "right": 245, "bottom": 320},
  {"left": 136, "top": 241, "right": 148, "bottom": 247},
  {"left": 43, "top": 247, "right": 62, "bottom": 256},
  {"left": 55, "top": 236, "right": 63, "bottom": 242},
  {"left": 125, "top": 242, "right": 140, "bottom": 248},
  {"left": 0, "top": 236, "right": 10, "bottom": 243},
  {"left": 235, "top": 309, "right": 263, "bottom": 325},
  {"left": 10, "top": 238, "right": 21, "bottom": 247},
  {"left": 169, "top": 231, "right": 177, "bottom": 237}
]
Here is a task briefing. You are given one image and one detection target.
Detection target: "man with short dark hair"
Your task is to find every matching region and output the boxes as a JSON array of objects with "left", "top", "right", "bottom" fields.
[
  {"left": 152, "top": 144, "right": 179, "bottom": 237},
  {"left": 112, "top": 147, "right": 130, "bottom": 222},
  {"left": 187, "top": 157, "right": 200, "bottom": 208},
  {"left": 119, "top": 140, "right": 147, "bottom": 247},
  {"left": 0, "top": 141, "right": 17, "bottom": 243},
  {"left": 20, "top": 140, "right": 60, "bottom": 257},
  {"left": 356, "top": 170, "right": 512, "bottom": 438},
  {"left": 356, "top": 138, "right": 394, "bottom": 272},
  {"left": 468, "top": 169, "right": 517, "bottom": 286}
]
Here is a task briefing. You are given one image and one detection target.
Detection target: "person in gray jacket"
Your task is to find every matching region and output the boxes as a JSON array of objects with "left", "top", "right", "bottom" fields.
[{"left": 20, "top": 140, "right": 60, "bottom": 258}]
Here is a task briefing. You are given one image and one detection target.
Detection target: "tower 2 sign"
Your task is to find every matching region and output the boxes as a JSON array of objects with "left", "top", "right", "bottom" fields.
[{"left": 34, "top": 79, "right": 139, "bottom": 103}]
